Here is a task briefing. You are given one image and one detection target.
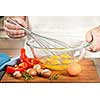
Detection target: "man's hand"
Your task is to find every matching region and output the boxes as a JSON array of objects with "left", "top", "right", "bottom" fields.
[
  {"left": 86, "top": 26, "right": 100, "bottom": 52},
  {"left": 4, "top": 16, "right": 27, "bottom": 38}
]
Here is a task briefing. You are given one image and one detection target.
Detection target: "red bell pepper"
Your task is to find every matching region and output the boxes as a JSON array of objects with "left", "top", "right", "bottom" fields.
[
  {"left": 20, "top": 48, "right": 40, "bottom": 68},
  {"left": 6, "top": 66, "right": 16, "bottom": 74},
  {"left": 18, "top": 62, "right": 28, "bottom": 71},
  {"left": 6, "top": 62, "right": 28, "bottom": 74},
  {"left": 20, "top": 48, "right": 27, "bottom": 62},
  {"left": 31, "top": 57, "right": 40, "bottom": 65},
  {"left": 20, "top": 48, "right": 32, "bottom": 67},
  {"left": 6, "top": 48, "right": 40, "bottom": 74}
]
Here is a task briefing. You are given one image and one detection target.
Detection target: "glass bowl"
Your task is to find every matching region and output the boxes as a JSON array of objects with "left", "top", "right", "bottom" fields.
[{"left": 26, "top": 36, "right": 89, "bottom": 70}]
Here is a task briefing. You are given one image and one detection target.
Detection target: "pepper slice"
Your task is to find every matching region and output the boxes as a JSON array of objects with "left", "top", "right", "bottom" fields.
[
  {"left": 20, "top": 48, "right": 32, "bottom": 67},
  {"left": 6, "top": 66, "right": 16, "bottom": 74},
  {"left": 31, "top": 57, "right": 40, "bottom": 65},
  {"left": 18, "top": 62, "right": 28, "bottom": 72},
  {"left": 20, "top": 48, "right": 27, "bottom": 62},
  {"left": 6, "top": 62, "right": 28, "bottom": 74},
  {"left": 20, "top": 48, "right": 40, "bottom": 68}
]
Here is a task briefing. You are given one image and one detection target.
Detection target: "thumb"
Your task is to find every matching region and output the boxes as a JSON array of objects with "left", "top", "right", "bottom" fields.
[{"left": 86, "top": 31, "right": 93, "bottom": 43}]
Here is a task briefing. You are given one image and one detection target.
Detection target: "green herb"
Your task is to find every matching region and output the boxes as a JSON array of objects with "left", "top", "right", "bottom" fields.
[
  {"left": 22, "top": 72, "right": 34, "bottom": 80},
  {"left": 8, "top": 73, "right": 13, "bottom": 77},
  {"left": 49, "top": 74, "right": 59, "bottom": 80}
]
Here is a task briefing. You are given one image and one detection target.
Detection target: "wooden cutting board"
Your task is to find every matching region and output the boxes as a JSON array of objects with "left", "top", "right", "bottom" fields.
[{"left": 1, "top": 58, "right": 100, "bottom": 83}]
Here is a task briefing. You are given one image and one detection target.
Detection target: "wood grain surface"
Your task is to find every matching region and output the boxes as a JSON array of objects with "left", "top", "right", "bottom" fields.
[{"left": 0, "top": 58, "right": 100, "bottom": 83}]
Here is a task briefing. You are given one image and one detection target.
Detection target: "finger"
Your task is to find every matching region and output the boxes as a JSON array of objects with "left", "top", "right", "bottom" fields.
[
  {"left": 86, "top": 42, "right": 95, "bottom": 51},
  {"left": 4, "top": 27, "right": 25, "bottom": 35},
  {"left": 92, "top": 43, "right": 100, "bottom": 52},
  {"left": 92, "top": 47, "right": 100, "bottom": 52},
  {"left": 4, "top": 20, "right": 20, "bottom": 30},
  {"left": 13, "top": 17, "right": 27, "bottom": 27},
  {"left": 86, "top": 42, "right": 100, "bottom": 52},
  {"left": 7, "top": 32, "right": 25, "bottom": 39},
  {"left": 86, "top": 46, "right": 92, "bottom": 51},
  {"left": 85, "top": 31, "right": 93, "bottom": 43},
  {"left": 11, "top": 34, "right": 25, "bottom": 38},
  {"left": 86, "top": 47, "right": 97, "bottom": 52},
  {"left": 29, "top": 24, "right": 32, "bottom": 30}
]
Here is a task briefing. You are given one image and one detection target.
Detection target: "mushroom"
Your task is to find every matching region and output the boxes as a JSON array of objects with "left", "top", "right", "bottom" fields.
[
  {"left": 27, "top": 68, "right": 37, "bottom": 76},
  {"left": 40, "top": 69, "right": 52, "bottom": 78},
  {"left": 33, "top": 64, "right": 42, "bottom": 75},
  {"left": 13, "top": 71, "right": 22, "bottom": 78}
]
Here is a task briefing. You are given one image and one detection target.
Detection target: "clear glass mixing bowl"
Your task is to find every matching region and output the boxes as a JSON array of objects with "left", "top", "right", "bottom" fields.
[{"left": 26, "top": 36, "right": 89, "bottom": 70}]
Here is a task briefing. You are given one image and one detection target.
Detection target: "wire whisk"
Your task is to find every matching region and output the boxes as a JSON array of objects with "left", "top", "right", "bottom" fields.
[{"left": 7, "top": 18, "right": 71, "bottom": 55}]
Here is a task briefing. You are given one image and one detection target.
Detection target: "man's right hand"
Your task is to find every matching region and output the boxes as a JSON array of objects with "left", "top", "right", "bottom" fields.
[{"left": 4, "top": 16, "right": 27, "bottom": 38}]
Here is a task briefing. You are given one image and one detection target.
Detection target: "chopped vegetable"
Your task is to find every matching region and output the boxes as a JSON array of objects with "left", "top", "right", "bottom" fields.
[
  {"left": 20, "top": 48, "right": 32, "bottom": 67},
  {"left": 49, "top": 74, "right": 59, "bottom": 80},
  {"left": 18, "top": 62, "right": 28, "bottom": 70},
  {"left": 13, "top": 71, "right": 22, "bottom": 78},
  {"left": 33, "top": 64, "right": 41, "bottom": 70},
  {"left": 20, "top": 48, "right": 40, "bottom": 67},
  {"left": 33, "top": 64, "right": 42, "bottom": 75},
  {"left": 6, "top": 48, "right": 54, "bottom": 80},
  {"left": 6, "top": 66, "right": 16, "bottom": 74},
  {"left": 41, "top": 69, "right": 52, "bottom": 78},
  {"left": 26, "top": 68, "right": 37, "bottom": 76},
  {"left": 31, "top": 58, "right": 40, "bottom": 65},
  {"left": 6, "top": 62, "right": 28, "bottom": 74},
  {"left": 22, "top": 72, "right": 34, "bottom": 80}
]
